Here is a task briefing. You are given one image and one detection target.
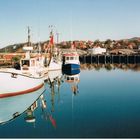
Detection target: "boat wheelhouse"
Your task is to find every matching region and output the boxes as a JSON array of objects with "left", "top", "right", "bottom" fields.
[
  {"left": 20, "top": 53, "right": 47, "bottom": 77},
  {"left": 62, "top": 52, "right": 80, "bottom": 70}
]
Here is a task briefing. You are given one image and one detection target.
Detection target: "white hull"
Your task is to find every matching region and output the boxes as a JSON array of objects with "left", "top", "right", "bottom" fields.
[
  {"left": 0, "top": 71, "right": 44, "bottom": 98},
  {"left": 0, "top": 85, "right": 45, "bottom": 124},
  {"left": 48, "top": 58, "right": 62, "bottom": 71}
]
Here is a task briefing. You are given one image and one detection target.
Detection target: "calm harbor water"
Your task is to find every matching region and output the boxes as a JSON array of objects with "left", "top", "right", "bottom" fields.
[{"left": 0, "top": 64, "right": 140, "bottom": 138}]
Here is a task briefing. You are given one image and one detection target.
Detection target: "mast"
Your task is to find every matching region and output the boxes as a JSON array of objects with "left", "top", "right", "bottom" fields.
[
  {"left": 27, "top": 26, "right": 31, "bottom": 46},
  {"left": 56, "top": 32, "right": 60, "bottom": 44},
  {"left": 23, "top": 26, "right": 33, "bottom": 59},
  {"left": 49, "top": 25, "right": 54, "bottom": 52},
  {"left": 46, "top": 25, "right": 54, "bottom": 67}
]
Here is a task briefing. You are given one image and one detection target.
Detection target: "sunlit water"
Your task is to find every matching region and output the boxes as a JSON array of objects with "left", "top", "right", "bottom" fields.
[{"left": 0, "top": 65, "right": 140, "bottom": 138}]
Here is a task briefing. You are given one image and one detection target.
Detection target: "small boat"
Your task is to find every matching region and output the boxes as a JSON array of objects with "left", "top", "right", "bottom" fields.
[
  {"left": 62, "top": 42, "right": 80, "bottom": 71},
  {"left": 0, "top": 84, "right": 45, "bottom": 125}
]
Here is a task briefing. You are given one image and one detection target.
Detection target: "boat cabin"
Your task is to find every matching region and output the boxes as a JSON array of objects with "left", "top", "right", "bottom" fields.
[
  {"left": 63, "top": 53, "right": 79, "bottom": 65},
  {"left": 20, "top": 56, "right": 44, "bottom": 75}
]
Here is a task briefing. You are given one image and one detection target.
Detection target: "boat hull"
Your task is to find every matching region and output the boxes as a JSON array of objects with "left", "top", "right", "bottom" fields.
[
  {"left": 48, "top": 59, "right": 62, "bottom": 71},
  {"left": 62, "top": 64, "right": 80, "bottom": 71},
  {"left": 62, "top": 68, "right": 80, "bottom": 75},
  {"left": 0, "top": 71, "right": 44, "bottom": 98}
]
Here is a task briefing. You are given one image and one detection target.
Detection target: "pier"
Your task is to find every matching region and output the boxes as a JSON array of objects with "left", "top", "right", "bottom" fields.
[{"left": 79, "top": 54, "right": 140, "bottom": 64}]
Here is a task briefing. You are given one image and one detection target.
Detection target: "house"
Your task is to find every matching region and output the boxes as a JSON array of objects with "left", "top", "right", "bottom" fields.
[{"left": 88, "top": 46, "right": 106, "bottom": 55}]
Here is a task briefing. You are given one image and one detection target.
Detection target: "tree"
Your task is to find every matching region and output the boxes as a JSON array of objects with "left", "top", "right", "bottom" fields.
[{"left": 104, "top": 39, "right": 112, "bottom": 49}]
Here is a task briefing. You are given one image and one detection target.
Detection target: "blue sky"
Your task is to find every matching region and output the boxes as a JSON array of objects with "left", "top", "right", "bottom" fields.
[{"left": 0, "top": 0, "right": 140, "bottom": 47}]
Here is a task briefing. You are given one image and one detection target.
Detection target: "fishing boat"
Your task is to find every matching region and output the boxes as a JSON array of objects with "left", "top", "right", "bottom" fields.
[
  {"left": 62, "top": 42, "right": 80, "bottom": 71},
  {"left": 45, "top": 27, "right": 62, "bottom": 71},
  {"left": 0, "top": 27, "right": 45, "bottom": 98},
  {"left": 0, "top": 84, "right": 45, "bottom": 125}
]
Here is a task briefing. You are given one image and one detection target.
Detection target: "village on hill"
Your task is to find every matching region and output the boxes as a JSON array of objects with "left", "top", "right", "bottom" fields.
[
  {"left": 0, "top": 37, "right": 140, "bottom": 66},
  {"left": 1, "top": 37, "right": 140, "bottom": 53}
]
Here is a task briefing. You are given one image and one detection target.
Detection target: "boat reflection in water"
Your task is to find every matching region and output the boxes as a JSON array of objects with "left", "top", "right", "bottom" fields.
[
  {"left": 0, "top": 69, "right": 79, "bottom": 129},
  {"left": 0, "top": 84, "right": 45, "bottom": 125},
  {"left": 63, "top": 69, "right": 80, "bottom": 96},
  {"left": 24, "top": 93, "right": 57, "bottom": 128},
  {"left": 80, "top": 63, "right": 140, "bottom": 72},
  {"left": 45, "top": 70, "right": 63, "bottom": 112},
  {"left": 0, "top": 70, "right": 62, "bottom": 128}
]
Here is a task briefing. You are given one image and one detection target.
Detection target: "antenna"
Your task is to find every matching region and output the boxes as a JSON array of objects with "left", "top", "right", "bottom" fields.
[
  {"left": 27, "top": 26, "right": 31, "bottom": 46},
  {"left": 56, "top": 32, "right": 60, "bottom": 44},
  {"left": 49, "top": 25, "right": 54, "bottom": 33}
]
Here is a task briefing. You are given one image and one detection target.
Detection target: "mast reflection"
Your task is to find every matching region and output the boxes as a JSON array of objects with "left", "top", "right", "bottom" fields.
[{"left": 46, "top": 70, "right": 63, "bottom": 112}]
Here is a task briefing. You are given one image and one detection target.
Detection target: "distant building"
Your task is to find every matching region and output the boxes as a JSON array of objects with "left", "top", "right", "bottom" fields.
[{"left": 88, "top": 46, "right": 106, "bottom": 54}]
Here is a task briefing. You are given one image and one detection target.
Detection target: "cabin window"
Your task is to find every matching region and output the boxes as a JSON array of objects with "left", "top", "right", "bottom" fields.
[
  {"left": 66, "top": 57, "right": 69, "bottom": 60},
  {"left": 67, "top": 77, "right": 70, "bottom": 80},
  {"left": 21, "top": 60, "right": 30, "bottom": 67},
  {"left": 31, "top": 60, "right": 35, "bottom": 67},
  {"left": 71, "top": 77, "right": 74, "bottom": 80},
  {"left": 70, "top": 57, "right": 74, "bottom": 60}
]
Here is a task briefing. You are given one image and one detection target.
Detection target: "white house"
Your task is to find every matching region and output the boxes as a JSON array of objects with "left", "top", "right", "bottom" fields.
[{"left": 88, "top": 46, "right": 106, "bottom": 55}]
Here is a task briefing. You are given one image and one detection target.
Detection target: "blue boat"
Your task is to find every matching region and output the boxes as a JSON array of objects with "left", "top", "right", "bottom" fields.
[{"left": 62, "top": 50, "right": 80, "bottom": 71}]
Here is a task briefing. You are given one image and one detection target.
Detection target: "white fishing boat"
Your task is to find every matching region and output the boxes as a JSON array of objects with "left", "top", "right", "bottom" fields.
[
  {"left": 0, "top": 27, "right": 45, "bottom": 98},
  {"left": 62, "top": 42, "right": 80, "bottom": 71},
  {"left": 0, "top": 84, "right": 45, "bottom": 124}
]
